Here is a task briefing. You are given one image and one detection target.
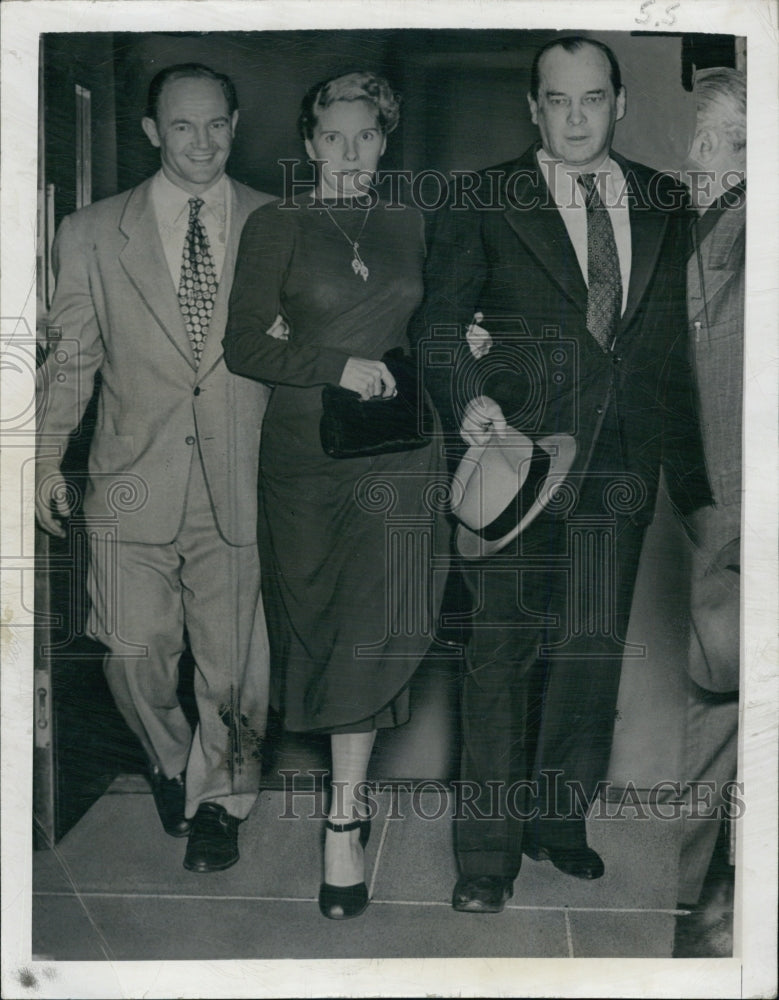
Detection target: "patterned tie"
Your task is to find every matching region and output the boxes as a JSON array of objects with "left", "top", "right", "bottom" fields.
[
  {"left": 577, "top": 173, "right": 622, "bottom": 352},
  {"left": 178, "top": 197, "right": 217, "bottom": 367}
]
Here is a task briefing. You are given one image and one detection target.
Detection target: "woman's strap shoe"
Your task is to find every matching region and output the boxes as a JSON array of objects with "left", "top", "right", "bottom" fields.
[
  {"left": 318, "top": 880, "right": 369, "bottom": 920},
  {"left": 319, "top": 817, "right": 371, "bottom": 919},
  {"left": 325, "top": 816, "right": 371, "bottom": 848}
]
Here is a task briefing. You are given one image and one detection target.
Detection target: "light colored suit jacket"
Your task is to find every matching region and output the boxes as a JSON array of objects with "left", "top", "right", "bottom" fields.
[
  {"left": 37, "top": 176, "right": 273, "bottom": 545},
  {"left": 686, "top": 187, "right": 745, "bottom": 693},
  {"left": 688, "top": 188, "right": 745, "bottom": 522}
]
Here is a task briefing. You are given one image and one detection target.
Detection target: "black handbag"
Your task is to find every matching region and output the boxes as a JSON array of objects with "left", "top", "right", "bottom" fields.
[{"left": 320, "top": 348, "right": 431, "bottom": 459}]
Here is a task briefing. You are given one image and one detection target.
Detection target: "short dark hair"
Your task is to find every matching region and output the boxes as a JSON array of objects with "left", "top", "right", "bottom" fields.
[
  {"left": 145, "top": 63, "right": 238, "bottom": 121},
  {"left": 529, "top": 36, "right": 622, "bottom": 101},
  {"left": 297, "top": 70, "right": 401, "bottom": 140}
]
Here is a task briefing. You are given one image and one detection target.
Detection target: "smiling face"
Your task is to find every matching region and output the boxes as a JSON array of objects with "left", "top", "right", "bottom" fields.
[
  {"left": 528, "top": 43, "right": 626, "bottom": 172},
  {"left": 305, "top": 99, "right": 387, "bottom": 199},
  {"left": 142, "top": 76, "right": 238, "bottom": 195}
]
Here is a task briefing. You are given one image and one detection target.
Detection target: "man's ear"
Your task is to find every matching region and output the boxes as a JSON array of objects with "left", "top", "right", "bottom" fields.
[
  {"left": 142, "top": 116, "right": 161, "bottom": 149},
  {"left": 615, "top": 86, "right": 627, "bottom": 122},
  {"left": 694, "top": 127, "right": 718, "bottom": 165},
  {"left": 527, "top": 92, "right": 538, "bottom": 125},
  {"left": 230, "top": 110, "right": 239, "bottom": 135}
]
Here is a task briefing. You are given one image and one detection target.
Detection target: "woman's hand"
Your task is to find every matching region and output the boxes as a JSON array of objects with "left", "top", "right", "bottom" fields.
[
  {"left": 460, "top": 395, "right": 508, "bottom": 447},
  {"left": 340, "top": 358, "right": 397, "bottom": 401},
  {"left": 465, "top": 311, "right": 493, "bottom": 359}
]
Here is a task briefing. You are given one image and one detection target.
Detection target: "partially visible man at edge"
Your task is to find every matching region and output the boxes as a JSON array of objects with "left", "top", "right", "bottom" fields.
[
  {"left": 675, "top": 66, "right": 746, "bottom": 955},
  {"left": 411, "top": 36, "right": 713, "bottom": 913},
  {"left": 36, "top": 63, "right": 276, "bottom": 873}
]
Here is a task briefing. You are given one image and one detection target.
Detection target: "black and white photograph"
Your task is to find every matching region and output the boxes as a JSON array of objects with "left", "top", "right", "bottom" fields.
[{"left": 1, "top": 1, "right": 776, "bottom": 998}]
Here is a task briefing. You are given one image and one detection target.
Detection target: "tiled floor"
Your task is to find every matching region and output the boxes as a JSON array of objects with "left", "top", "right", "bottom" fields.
[{"left": 32, "top": 780, "right": 697, "bottom": 961}]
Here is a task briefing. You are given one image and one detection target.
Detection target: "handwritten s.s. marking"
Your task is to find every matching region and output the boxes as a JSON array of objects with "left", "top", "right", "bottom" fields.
[
  {"left": 661, "top": 2, "right": 680, "bottom": 26},
  {"left": 636, "top": 0, "right": 680, "bottom": 27},
  {"left": 635, "top": 0, "right": 654, "bottom": 24}
]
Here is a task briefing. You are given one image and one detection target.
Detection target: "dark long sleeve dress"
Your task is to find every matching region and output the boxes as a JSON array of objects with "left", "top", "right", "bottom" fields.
[{"left": 224, "top": 194, "right": 447, "bottom": 733}]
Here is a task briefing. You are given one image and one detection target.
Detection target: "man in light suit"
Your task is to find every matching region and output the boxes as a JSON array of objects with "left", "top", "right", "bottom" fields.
[
  {"left": 675, "top": 67, "right": 745, "bottom": 955},
  {"left": 412, "top": 36, "right": 712, "bottom": 911},
  {"left": 36, "top": 64, "right": 274, "bottom": 872}
]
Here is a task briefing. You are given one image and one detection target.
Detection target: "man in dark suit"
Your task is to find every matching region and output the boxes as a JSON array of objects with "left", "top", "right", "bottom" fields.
[
  {"left": 412, "top": 36, "right": 712, "bottom": 912},
  {"left": 36, "top": 64, "right": 275, "bottom": 872}
]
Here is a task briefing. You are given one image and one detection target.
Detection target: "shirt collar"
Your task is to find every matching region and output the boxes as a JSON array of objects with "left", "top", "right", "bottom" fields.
[
  {"left": 151, "top": 169, "right": 229, "bottom": 227},
  {"left": 537, "top": 148, "right": 626, "bottom": 207}
]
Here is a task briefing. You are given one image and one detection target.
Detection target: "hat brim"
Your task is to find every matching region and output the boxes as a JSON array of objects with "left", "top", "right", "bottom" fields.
[{"left": 454, "top": 432, "right": 577, "bottom": 559}]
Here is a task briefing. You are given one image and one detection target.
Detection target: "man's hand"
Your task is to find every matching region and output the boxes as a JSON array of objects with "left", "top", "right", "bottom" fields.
[
  {"left": 465, "top": 311, "right": 493, "bottom": 360},
  {"left": 460, "top": 395, "right": 508, "bottom": 447},
  {"left": 35, "top": 465, "right": 71, "bottom": 538},
  {"left": 339, "top": 358, "right": 397, "bottom": 401},
  {"left": 265, "top": 313, "right": 289, "bottom": 340}
]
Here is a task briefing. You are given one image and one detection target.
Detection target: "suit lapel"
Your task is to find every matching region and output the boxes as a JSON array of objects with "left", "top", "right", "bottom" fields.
[
  {"left": 501, "top": 160, "right": 589, "bottom": 317},
  {"left": 118, "top": 180, "right": 196, "bottom": 369},
  {"left": 688, "top": 204, "right": 745, "bottom": 323},
  {"left": 197, "top": 179, "right": 253, "bottom": 378},
  {"left": 619, "top": 162, "right": 670, "bottom": 332}
]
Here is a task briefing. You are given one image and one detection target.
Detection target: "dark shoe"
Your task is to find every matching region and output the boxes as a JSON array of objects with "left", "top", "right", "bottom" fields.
[
  {"left": 452, "top": 875, "right": 514, "bottom": 913},
  {"left": 318, "top": 818, "right": 371, "bottom": 920},
  {"left": 183, "top": 803, "right": 240, "bottom": 873},
  {"left": 524, "top": 842, "right": 605, "bottom": 880},
  {"left": 149, "top": 766, "right": 191, "bottom": 838}
]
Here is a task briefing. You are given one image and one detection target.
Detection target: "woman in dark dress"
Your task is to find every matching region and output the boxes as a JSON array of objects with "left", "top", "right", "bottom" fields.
[{"left": 224, "top": 72, "right": 446, "bottom": 919}]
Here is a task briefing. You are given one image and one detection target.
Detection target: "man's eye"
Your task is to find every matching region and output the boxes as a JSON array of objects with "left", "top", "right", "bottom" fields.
[
  {"left": 584, "top": 95, "right": 604, "bottom": 104},
  {"left": 323, "top": 134, "right": 338, "bottom": 143},
  {"left": 549, "top": 97, "right": 566, "bottom": 106},
  {"left": 361, "top": 131, "right": 377, "bottom": 141},
  {"left": 211, "top": 121, "right": 227, "bottom": 130}
]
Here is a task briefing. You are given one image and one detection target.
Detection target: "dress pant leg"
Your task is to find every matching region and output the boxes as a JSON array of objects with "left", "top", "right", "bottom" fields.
[
  {"left": 89, "top": 531, "right": 192, "bottom": 778},
  {"left": 530, "top": 510, "right": 647, "bottom": 851},
  {"left": 677, "top": 683, "right": 739, "bottom": 904},
  {"left": 455, "top": 517, "right": 567, "bottom": 877},
  {"left": 176, "top": 455, "right": 269, "bottom": 821}
]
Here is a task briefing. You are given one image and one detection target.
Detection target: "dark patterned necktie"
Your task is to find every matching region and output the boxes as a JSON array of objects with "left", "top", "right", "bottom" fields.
[
  {"left": 577, "top": 173, "right": 622, "bottom": 351},
  {"left": 178, "top": 197, "right": 217, "bottom": 367}
]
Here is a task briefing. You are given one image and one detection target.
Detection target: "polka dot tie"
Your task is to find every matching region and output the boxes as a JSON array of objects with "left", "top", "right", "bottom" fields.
[
  {"left": 178, "top": 197, "right": 217, "bottom": 367},
  {"left": 577, "top": 173, "right": 622, "bottom": 352}
]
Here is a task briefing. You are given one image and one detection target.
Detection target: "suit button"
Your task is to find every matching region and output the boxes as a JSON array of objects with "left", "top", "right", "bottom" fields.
[
  {"left": 595, "top": 406, "right": 604, "bottom": 415},
  {"left": 613, "top": 355, "right": 622, "bottom": 364},
  {"left": 194, "top": 386, "right": 201, "bottom": 396},
  {"left": 185, "top": 435, "right": 195, "bottom": 445}
]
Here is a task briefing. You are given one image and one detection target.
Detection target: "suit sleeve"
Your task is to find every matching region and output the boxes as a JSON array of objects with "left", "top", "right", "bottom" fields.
[
  {"left": 659, "top": 204, "right": 714, "bottom": 516},
  {"left": 408, "top": 198, "right": 489, "bottom": 435},
  {"left": 223, "top": 205, "right": 351, "bottom": 387},
  {"left": 36, "top": 213, "right": 105, "bottom": 466}
]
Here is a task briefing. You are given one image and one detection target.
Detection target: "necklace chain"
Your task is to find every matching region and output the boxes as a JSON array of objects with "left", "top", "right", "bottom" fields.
[{"left": 322, "top": 204, "right": 371, "bottom": 281}]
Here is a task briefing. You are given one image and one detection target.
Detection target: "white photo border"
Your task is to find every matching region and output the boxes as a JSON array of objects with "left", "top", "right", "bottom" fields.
[{"left": 1, "top": 1, "right": 776, "bottom": 997}]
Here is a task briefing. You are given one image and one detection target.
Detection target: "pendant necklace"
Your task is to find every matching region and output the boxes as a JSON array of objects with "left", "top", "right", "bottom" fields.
[{"left": 322, "top": 203, "right": 371, "bottom": 281}]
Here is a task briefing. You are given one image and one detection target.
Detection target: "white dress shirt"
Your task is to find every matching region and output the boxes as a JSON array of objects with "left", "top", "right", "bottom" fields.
[
  {"left": 150, "top": 170, "right": 231, "bottom": 290},
  {"left": 536, "top": 149, "right": 631, "bottom": 314}
]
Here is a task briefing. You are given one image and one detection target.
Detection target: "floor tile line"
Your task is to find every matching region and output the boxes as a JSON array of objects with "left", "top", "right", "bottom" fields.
[
  {"left": 32, "top": 890, "right": 686, "bottom": 914},
  {"left": 38, "top": 850, "right": 117, "bottom": 961},
  {"left": 367, "top": 813, "right": 392, "bottom": 898},
  {"left": 564, "top": 909, "right": 575, "bottom": 958}
]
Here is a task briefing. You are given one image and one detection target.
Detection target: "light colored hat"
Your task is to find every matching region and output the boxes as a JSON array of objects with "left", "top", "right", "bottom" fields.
[{"left": 451, "top": 427, "right": 577, "bottom": 559}]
